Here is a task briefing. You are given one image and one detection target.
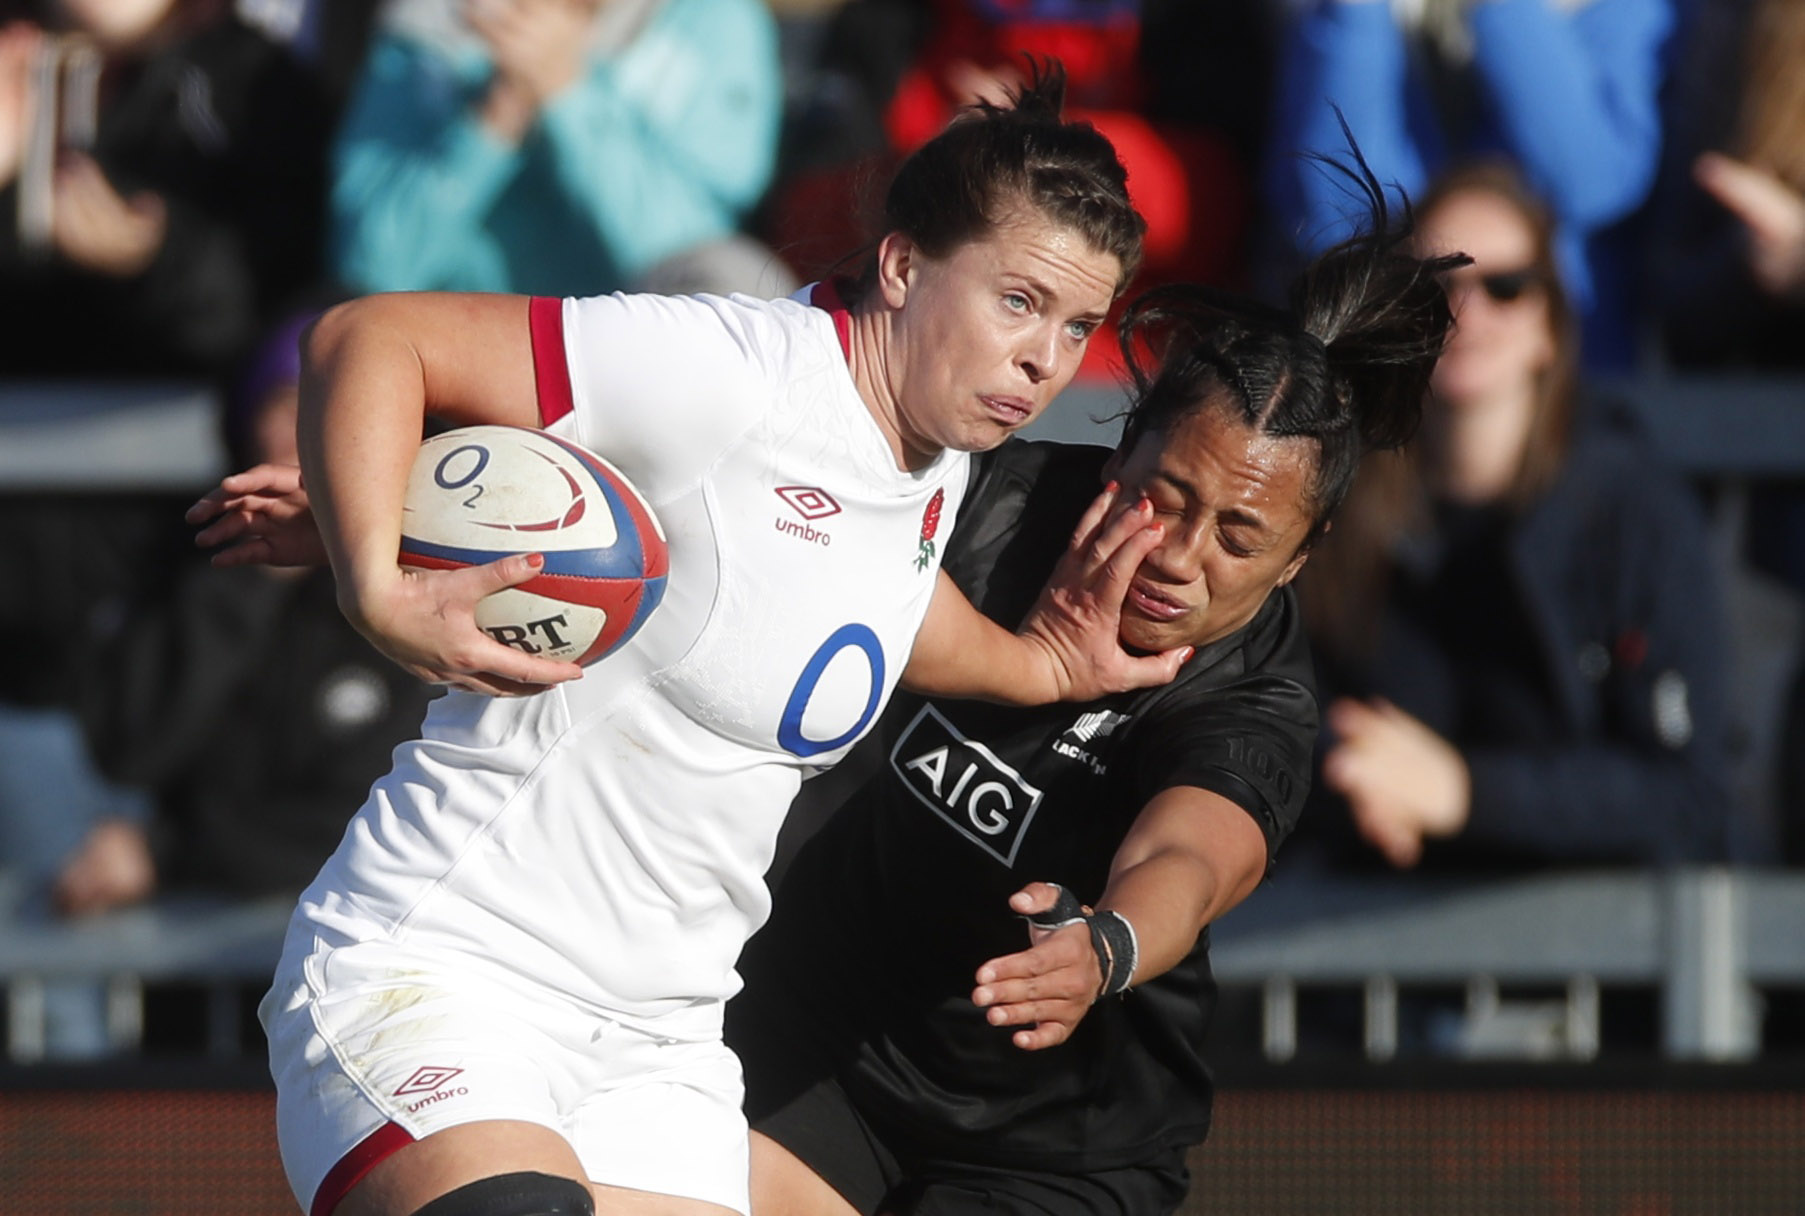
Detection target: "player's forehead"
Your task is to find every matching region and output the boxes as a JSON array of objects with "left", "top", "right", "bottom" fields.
[
  {"left": 1138, "top": 406, "right": 1316, "bottom": 525},
  {"left": 957, "top": 201, "right": 1122, "bottom": 313}
]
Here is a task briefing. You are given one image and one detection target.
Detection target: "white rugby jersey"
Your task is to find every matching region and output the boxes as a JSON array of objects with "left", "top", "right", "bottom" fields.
[{"left": 291, "top": 286, "right": 968, "bottom": 1035}]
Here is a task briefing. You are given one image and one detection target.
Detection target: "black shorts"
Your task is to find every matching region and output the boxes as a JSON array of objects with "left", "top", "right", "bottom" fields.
[{"left": 749, "top": 1062, "right": 1191, "bottom": 1216}]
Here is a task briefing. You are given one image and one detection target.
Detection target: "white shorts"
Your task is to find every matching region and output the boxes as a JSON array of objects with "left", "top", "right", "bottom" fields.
[{"left": 261, "top": 938, "right": 750, "bottom": 1216}]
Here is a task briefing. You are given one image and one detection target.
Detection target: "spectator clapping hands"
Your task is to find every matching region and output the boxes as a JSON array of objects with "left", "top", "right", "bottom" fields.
[{"left": 467, "top": 0, "right": 601, "bottom": 139}]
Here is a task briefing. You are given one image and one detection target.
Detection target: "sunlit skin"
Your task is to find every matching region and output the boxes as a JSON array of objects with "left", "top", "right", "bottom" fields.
[
  {"left": 1102, "top": 401, "right": 1318, "bottom": 656},
  {"left": 854, "top": 200, "right": 1121, "bottom": 470}
]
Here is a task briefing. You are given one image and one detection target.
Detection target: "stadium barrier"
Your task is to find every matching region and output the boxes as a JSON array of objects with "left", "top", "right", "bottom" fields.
[
  {"left": 1210, "top": 866, "right": 1805, "bottom": 1062},
  {"left": 4, "top": 866, "right": 1804, "bottom": 1063}
]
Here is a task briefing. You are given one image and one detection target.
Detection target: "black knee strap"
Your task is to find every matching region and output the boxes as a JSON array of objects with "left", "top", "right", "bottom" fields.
[{"left": 410, "top": 1172, "right": 594, "bottom": 1216}]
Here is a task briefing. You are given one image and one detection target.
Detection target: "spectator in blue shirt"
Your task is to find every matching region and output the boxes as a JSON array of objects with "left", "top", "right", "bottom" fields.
[{"left": 1265, "top": 0, "right": 1674, "bottom": 369}]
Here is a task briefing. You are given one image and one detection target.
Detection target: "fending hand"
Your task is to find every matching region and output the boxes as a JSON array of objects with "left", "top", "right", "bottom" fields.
[{"left": 1016, "top": 483, "right": 1191, "bottom": 702}]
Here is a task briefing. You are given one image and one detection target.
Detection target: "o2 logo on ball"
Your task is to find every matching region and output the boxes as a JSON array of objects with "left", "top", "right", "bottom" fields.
[
  {"left": 888, "top": 703, "right": 1043, "bottom": 866},
  {"left": 398, "top": 426, "right": 668, "bottom": 667}
]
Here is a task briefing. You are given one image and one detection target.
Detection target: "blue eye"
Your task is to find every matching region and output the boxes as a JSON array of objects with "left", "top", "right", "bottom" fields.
[
  {"left": 1066, "top": 320, "right": 1096, "bottom": 341},
  {"left": 1003, "top": 292, "right": 1030, "bottom": 312}
]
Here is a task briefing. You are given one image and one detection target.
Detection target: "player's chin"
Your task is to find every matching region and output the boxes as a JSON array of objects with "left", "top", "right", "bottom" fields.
[{"left": 1117, "top": 613, "right": 1185, "bottom": 658}]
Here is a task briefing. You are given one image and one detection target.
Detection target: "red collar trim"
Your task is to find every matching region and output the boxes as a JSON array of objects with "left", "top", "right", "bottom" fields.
[{"left": 809, "top": 279, "right": 853, "bottom": 364}]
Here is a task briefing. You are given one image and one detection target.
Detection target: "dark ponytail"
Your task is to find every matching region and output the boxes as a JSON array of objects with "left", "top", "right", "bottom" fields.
[{"left": 1116, "top": 133, "right": 1465, "bottom": 542}]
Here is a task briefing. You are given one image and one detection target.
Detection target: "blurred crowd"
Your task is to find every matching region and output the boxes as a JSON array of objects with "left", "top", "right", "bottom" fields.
[{"left": 2, "top": 0, "right": 1805, "bottom": 1059}]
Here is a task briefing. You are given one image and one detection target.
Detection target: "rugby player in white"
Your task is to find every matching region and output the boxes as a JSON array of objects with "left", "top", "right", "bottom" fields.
[{"left": 191, "top": 67, "right": 1185, "bottom": 1216}]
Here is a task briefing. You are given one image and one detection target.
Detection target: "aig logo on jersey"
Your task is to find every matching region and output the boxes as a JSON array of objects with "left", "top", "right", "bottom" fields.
[{"left": 891, "top": 704, "right": 1044, "bottom": 866}]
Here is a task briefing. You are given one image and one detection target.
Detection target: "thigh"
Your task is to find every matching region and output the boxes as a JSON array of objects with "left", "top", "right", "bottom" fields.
[
  {"left": 746, "top": 1071, "right": 895, "bottom": 1216},
  {"left": 751, "top": 1132, "right": 863, "bottom": 1216},
  {"left": 337, "top": 1122, "right": 589, "bottom": 1216},
  {"left": 567, "top": 1026, "right": 753, "bottom": 1216}
]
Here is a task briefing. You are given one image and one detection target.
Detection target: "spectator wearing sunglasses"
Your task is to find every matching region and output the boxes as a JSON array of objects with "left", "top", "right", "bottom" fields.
[
  {"left": 1264, "top": 0, "right": 1674, "bottom": 370},
  {"left": 1288, "top": 161, "right": 1754, "bottom": 882}
]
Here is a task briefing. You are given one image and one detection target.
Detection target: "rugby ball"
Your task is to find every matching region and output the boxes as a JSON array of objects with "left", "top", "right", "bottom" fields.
[{"left": 398, "top": 425, "right": 667, "bottom": 666}]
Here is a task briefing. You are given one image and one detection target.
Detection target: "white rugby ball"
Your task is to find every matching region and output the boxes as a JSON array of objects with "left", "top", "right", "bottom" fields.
[{"left": 398, "top": 425, "right": 668, "bottom": 665}]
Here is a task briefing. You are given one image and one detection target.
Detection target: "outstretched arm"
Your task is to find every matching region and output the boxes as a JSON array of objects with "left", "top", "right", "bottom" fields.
[
  {"left": 972, "top": 787, "right": 1269, "bottom": 1050},
  {"left": 902, "top": 484, "right": 1192, "bottom": 704}
]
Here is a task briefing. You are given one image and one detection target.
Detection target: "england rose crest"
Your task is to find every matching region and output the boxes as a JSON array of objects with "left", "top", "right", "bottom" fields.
[{"left": 916, "top": 488, "right": 944, "bottom": 571}]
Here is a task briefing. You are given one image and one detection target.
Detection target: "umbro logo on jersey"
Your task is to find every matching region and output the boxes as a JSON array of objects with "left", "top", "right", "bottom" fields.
[
  {"left": 775, "top": 486, "right": 838, "bottom": 546},
  {"left": 891, "top": 703, "right": 1043, "bottom": 866},
  {"left": 1052, "top": 709, "right": 1130, "bottom": 775},
  {"left": 395, "top": 1065, "right": 469, "bottom": 1112},
  {"left": 776, "top": 486, "right": 841, "bottom": 520}
]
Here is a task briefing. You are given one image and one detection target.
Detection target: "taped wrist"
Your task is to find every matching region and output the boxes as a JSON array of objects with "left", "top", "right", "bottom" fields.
[
  {"left": 1088, "top": 910, "right": 1139, "bottom": 997},
  {"left": 1021, "top": 884, "right": 1139, "bottom": 997}
]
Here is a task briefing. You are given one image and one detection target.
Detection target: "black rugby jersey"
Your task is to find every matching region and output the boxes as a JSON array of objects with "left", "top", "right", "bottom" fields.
[{"left": 733, "top": 439, "right": 1318, "bottom": 1172}]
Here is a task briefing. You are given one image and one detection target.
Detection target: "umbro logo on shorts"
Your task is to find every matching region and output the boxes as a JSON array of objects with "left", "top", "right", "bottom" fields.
[
  {"left": 891, "top": 704, "right": 1043, "bottom": 866},
  {"left": 394, "top": 1065, "right": 469, "bottom": 1113},
  {"left": 395, "top": 1065, "right": 464, "bottom": 1096}
]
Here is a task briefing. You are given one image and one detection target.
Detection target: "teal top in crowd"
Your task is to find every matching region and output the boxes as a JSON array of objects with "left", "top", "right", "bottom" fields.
[{"left": 330, "top": 0, "right": 781, "bottom": 297}]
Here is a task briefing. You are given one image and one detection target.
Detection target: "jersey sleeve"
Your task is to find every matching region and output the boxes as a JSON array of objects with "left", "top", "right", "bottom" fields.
[
  {"left": 1119, "top": 673, "right": 1319, "bottom": 867},
  {"left": 527, "top": 291, "right": 799, "bottom": 500}
]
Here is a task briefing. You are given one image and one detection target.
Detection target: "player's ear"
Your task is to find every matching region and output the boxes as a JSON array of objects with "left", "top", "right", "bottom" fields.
[
  {"left": 1275, "top": 528, "right": 1320, "bottom": 588},
  {"left": 876, "top": 231, "right": 916, "bottom": 310}
]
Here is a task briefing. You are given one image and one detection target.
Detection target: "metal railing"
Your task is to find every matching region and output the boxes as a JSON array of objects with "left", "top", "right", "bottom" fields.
[{"left": 1211, "top": 866, "right": 1805, "bottom": 1063}]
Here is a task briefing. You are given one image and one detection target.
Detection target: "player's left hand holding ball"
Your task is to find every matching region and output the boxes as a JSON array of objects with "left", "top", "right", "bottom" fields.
[
  {"left": 970, "top": 881, "right": 1108, "bottom": 1051},
  {"left": 345, "top": 552, "right": 583, "bottom": 697}
]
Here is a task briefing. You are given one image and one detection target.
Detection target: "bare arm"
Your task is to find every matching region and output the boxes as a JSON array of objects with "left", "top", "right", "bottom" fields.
[
  {"left": 972, "top": 786, "right": 1269, "bottom": 1050},
  {"left": 298, "top": 292, "right": 581, "bottom": 694},
  {"left": 902, "top": 485, "right": 1191, "bottom": 704}
]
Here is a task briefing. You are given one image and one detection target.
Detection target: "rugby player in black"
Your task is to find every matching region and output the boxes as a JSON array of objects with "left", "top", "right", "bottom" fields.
[{"left": 729, "top": 162, "right": 1465, "bottom": 1216}]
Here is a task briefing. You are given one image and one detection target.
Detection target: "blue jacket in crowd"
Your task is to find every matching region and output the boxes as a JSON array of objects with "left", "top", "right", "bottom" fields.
[{"left": 1266, "top": 0, "right": 1673, "bottom": 368}]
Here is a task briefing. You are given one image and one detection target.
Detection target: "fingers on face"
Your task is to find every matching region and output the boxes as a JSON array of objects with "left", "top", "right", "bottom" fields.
[
  {"left": 1092, "top": 494, "right": 1157, "bottom": 569},
  {"left": 1070, "top": 480, "right": 1122, "bottom": 549}
]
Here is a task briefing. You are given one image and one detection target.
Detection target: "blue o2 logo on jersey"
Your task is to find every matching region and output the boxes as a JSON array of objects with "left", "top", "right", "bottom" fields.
[
  {"left": 779, "top": 624, "right": 885, "bottom": 759},
  {"left": 890, "top": 703, "right": 1043, "bottom": 867}
]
